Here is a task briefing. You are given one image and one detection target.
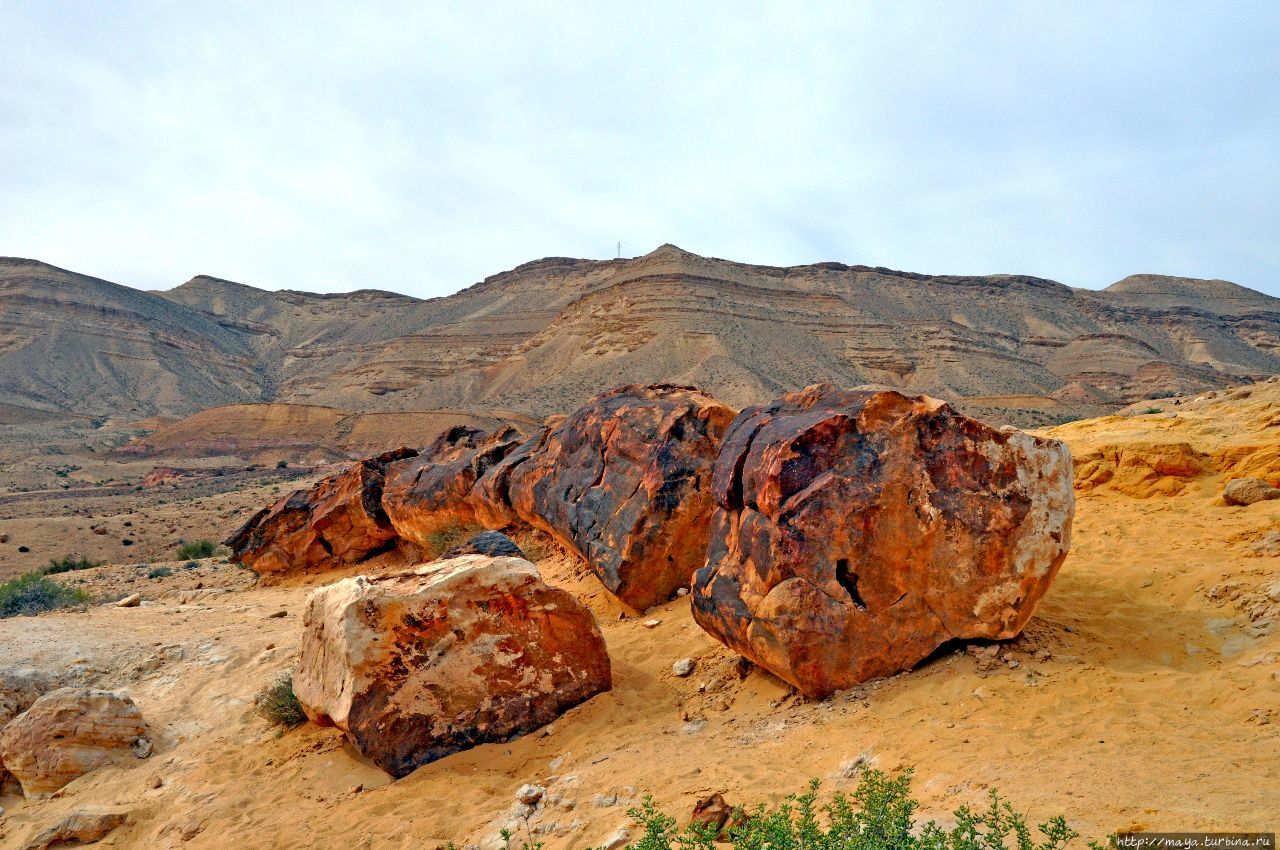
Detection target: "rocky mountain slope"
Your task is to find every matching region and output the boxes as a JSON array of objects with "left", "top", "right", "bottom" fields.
[{"left": 3, "top": 247, "right": 1277, "bottom": 424}]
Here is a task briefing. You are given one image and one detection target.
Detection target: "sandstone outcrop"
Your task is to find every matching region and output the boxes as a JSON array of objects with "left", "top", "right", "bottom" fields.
[
  {"left": 0, "top": 688, "right": 148, "bottom": 796},
  {"left": 506, "top": 385, "right": 736, "bottom": 609},
  {"left": 1073, "top": 441, "right": 1210, "bottom": 497},
  {"left": 293, "top": 555, "right": 611, "bottom": 778},
  {"left": 0, "top": 669, "right": 62, "bottom": 795},
  {"left": 226, "top": 448, "right": 415, "bottom": 578},
  {"left": 691, "top": 385, "right": 1074, "bottom": 698},
  {"left": 381, "top": 425, "right": 526, "bottom": 549},
  {"left": 1223, "top": 476, "right": 1280, "bottom": 506}
]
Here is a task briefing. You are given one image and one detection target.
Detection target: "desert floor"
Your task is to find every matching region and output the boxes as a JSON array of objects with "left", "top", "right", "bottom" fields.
[{"left": 1, "top": 386, "right": 1278, "bottom": 848}]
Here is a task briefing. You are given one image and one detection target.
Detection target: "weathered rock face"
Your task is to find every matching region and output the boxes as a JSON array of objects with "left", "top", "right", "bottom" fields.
[
  {"left": 506, "top": 385, "right": 736, "bottom": 610},
  {"left": 226, "top": 448, "right": 415, "bottom": 579},
  {"left": 0, "top": 669, "right": 63, "bottom": 795},
  {"left": 293, "top": 555, "right": 611, "bottom": 778},
  {"left": 0, "top": 688, "right": 148, "bottom": 797},
  {"left": 692, "top": 385, "right": 1074, "bottom": 698},
  {"left": 1223, "top": 476, "right": 1280, "bottom": 506},
  {"left": 381, "top": 426, "right": 526, "bottom": 548}
]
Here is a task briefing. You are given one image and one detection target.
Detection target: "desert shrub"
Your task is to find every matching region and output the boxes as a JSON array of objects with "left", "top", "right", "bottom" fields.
[
  {"left": 510, "top": 529, "right": 550, "bottom": 562},
  {"left": 45, "top": 554, "right": 101, "bottom": 574},
  {"left": 183, "top": 560, "right": 200, "bottom": 570},
  {"left": 423, "top": 521, "right": 485, "bottom": 560},
  {"left": 0, "top": 573, "right": 91, "bottom": 619},
  {"left": 176, "top": 539, "right": 217, "bottom": 559},
  {"left": 1140, "top": 407, "right": 1163, "bottom": 415},
  {"left": 255, "top": 673, "right": 307, "bottom": 728},
  {"left": 148, "top": 566, "right": 173, "bottom": 579},
  {"left": 576, "top": 771, "right": 1095, "bottom": 850},
  {"left": 276, "top": 460, "right": 289, "bottom": 469}
]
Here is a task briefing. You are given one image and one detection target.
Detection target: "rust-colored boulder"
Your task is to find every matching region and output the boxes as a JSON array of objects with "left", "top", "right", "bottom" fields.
[
  {"left": 506, "top": 385, "right": 736, "bottom": 610},
  {"left": 470, "top": 430, "right": 546, "bottom": 529},
  {"left": 692, "top": 385, "right": 1074, "bottom": 698},
  {"left": 0, "top": 688, "right": 148, "bottom": 797},
  {"left": 293, "top": 555, "right": 611, "bottom": 778},
  {"left": 381, "top": 425, "right": 526, "bottom": 548},
  {"left": 440, "top": 530, "right": 526, "bottom": 560},
  {"left": 226, "top": 447, "right": 415, "bottom": 579}
]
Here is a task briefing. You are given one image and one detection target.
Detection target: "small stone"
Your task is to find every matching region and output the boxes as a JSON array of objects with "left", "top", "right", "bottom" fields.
[
  {"left": 132, "top": 737, "right": 153, "bottom": 759},
  {"left": 1139, "top": 579, "right": 1153, "bottom": 588},
  {"left": 592, "top": 793, "right": 617, "bottom": 808},
  {"left": 348, "top": 784, "right": 363, "bottom": 794},
  {"left": 267, "top": 610, "right": 287, "bottom": 619},
  {"left": 672, "top": 658, "right": 695, "bottom": 677},
  {"left": 516, "top": 783, "right": 545, "bottom": 804},
  {"left": 558, "top": 798, "right": 576, "bottom": 811},
  {"left": 643, "top": 619, "right": 661, "bottom": 628},
  {"left": 603, "top": 828, "right": 630, "bottom": 850},
  {"left": 680, "top": 719, "right": 706, "bottom": 734},
  {"left": 146, "top": 773, "right": 162, "bottom": 789},
  {"left": 116, "top": 594, "right": 142, "bottom": 608},
  {"left": 676, "top": 587, "right": 689, "bottom": 597}
]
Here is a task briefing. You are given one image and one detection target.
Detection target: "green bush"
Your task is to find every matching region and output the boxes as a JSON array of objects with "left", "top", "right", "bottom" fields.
[
  {"left": 45, "top": 554, "right": 102, "bottom": 574},
  {"left": 183, "top": 560, "right": 200, "bottom": 570},
  {"left": 564, "top": 771, "right": 1096, "bottom": 850},
  {"left": 0, "top": 573, "right": 91, "bottom": 619},
  {"left": 255, "top": 674, "right": 307, "bottom": 728},
  {"left": 423, "top": 521, "right": 484, "bottom": 560},
  {"left": 177, "top": 540, "right": 218, "bottom": 559},
  {"left": 148, "top": 566, "right": 173, "bottom": 579},
  {"left": 276, "top": 460, "right": 289, "bottom": 469}
]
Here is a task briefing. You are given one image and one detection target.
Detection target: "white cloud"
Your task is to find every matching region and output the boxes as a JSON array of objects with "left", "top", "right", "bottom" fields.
[{"left": 0, "top": 0, "right": 1276, "bottom": 297}]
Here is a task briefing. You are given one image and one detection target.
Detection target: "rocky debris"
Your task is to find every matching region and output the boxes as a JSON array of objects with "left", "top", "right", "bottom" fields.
[
  {"left": 225, "top": 447, "right": 415, "bottom": 579},
  {"left": 441, "top": 530, "right": 526, "bottom": 560},
  {"left": 1224, "top": 477, "right": 1280, "bottom": 506},
  {"left": 115, "top": 593, "right": 142, "bottom": 608},
  {"left": 601, "top": 827, "right": 631, "bottom": 850},
  {"left": 672, "top": 658, "right": 695, "bottom": 677},
  {"left": 381, "top": 426, "right": 526, "bottom": 548},
  {"left": 294, "top": 554, "right": 611, "bottom": 778},
  {"left": 0, "top": 688, "right": 148, "bottom": 797},
  {"left": 17, "top": 809, "right": 130, "bottom": 850},
  {"left": 692, "top": 385, "right": 1075, "bottom": 698},
  {"left": 507, "top": 384, "right": 736, "bottom": 610},
  {"left": 1246, "top": 530, "right": 1280, "bottom": 557}
]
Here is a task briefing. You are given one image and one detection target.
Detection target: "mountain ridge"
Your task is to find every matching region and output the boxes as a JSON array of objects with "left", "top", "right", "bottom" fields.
[{"left": 2, "top": 246, "right": 1277, "bottom": 424}]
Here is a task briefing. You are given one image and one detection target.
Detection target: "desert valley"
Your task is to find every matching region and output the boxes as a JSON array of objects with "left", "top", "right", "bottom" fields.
[{"left": 0, "top": 249, "right": 1277, "bottom": 849}]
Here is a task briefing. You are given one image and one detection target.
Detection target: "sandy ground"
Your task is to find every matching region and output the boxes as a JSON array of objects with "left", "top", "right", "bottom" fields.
[{"left": 1, "top": 385, "right": 1279, "bottom": 848}]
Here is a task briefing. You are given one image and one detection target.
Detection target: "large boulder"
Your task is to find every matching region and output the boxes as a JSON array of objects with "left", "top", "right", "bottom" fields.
[
  {"left": 226, "top": 447, "right": 415, "bottom": 579},
  {"left": 0, "top": 669, "right": 62, "bottom": 795},
  {"left": 1223, "top": 476, "right": 1280, "bottom": 506},
  {"left": 692, "top": 385, "right": 1074, "bottom": 698},
  {"left": 0, "top": 688, "right": 148, "bottom": 796},
  {"left": 294, "top": 555, "right": 611, "bottom": 778},
  {"left": 381, "top": 426, "right": 526, "bottom": 548},
  {"left": 506, "top": 385, "right": 736, "bottom": 610}
]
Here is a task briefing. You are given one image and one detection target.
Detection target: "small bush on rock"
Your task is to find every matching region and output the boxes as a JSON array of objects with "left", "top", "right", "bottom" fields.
[
  {"left": 148, "top": 566, "right": 173, "bottom": 579},
  {"left": 255, "top": 673, "right": 307, "bottom": 728},
  {"left": 579, "top": 771, "right": 1096, "bottom": 850},
  {"left": 177, "top": 540, "right": 218, "bottom": 559},
  {"left": 0, "top": 573, "right": 91, "bottom": 618}
]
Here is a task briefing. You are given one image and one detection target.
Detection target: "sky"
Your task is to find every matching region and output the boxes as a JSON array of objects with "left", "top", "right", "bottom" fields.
[{"left": 1, "top": 1, "right": 1277, "bottom": 298}]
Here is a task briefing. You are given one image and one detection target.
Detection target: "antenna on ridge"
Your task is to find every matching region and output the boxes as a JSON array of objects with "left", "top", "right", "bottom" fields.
[{"left": 616, "top": 242, "right": 622, "bottom": 259}]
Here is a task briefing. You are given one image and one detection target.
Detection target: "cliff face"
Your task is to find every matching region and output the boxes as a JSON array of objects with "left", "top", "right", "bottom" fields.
[{"left": 3, "top": 246, "right": 1278, "bottom": 422}]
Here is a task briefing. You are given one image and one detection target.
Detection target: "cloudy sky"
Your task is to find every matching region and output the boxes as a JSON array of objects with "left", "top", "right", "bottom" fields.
[{"left": 2, "top": 2, "right": 1277, "bottom": 298}]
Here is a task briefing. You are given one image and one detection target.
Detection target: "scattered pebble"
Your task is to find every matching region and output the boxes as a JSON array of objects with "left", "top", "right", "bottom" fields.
[
  {"left": 672, "top": 658, "right": 695, "bottom": 677},
  {"left": 643, "top": 619, "right": 661, "bottom": 628}
]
